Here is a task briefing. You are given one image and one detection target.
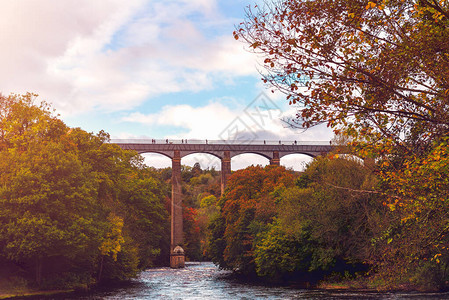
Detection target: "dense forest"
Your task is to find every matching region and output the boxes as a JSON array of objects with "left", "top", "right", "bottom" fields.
[
  {"left": 0, "top": 93, "right": 221, "bottom": 293},
  {"left": 207, "top": 157, "right": 449, "bottom": 290},
  {"left": 0, "top": 94, "right": 171, "bottom": 291}
]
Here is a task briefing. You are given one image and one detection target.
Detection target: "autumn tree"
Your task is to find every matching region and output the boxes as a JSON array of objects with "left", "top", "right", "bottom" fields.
[
  {"left": 208, "top": 165, "right": 296, "bottom": 275},
  {"left": 235, "top": 0, "right": 449, "bottom": 288},
  {"left": 177, "top": 164, "right": 221, "bottom": 261},
  {"left": 235, "top": 0, "right": 449, "bottom": 149},
  {"left": 0, "top": 94, "right": 169, "bottom": 288},
  {"left": 0, "top": 94, "right": 102, "bottom": 286},
  {"left": 269, "top": 157, "right": 385, "bottom": 279}
]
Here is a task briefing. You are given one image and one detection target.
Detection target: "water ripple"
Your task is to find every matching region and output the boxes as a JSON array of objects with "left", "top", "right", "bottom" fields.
[{"left": 34, "top": 262, "right": 449, "bottom": 300}]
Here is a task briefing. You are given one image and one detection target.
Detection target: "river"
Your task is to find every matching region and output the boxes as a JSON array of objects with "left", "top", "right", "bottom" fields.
[{"left": 37, "top": 262, "right": 449, "bottom": 299}]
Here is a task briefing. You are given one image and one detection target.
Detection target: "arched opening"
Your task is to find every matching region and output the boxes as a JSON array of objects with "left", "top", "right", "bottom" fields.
[
  {"left": 280, "top": 153, "right": 315, "bottom": 172},
  {"left": 141, "top": 152, "right": 172, "bottom": 169},
  {"left": 231, "top": 153, "right": 270, "bottom": 171},
  {"left": 174, "top": 153, "right": 222, "bottom": 263},
  {"left": 181, "top": 153, "right": 221, "bottom": 171}
]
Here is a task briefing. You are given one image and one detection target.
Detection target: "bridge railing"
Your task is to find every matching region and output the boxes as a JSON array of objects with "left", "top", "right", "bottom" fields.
[{"left": 110, "top": 139, "right": 332, "bottom": 146}]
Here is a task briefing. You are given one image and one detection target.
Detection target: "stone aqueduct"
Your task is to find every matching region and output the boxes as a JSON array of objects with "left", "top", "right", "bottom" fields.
[{"left": 113, "top": 139, "right": 333, "bottom": 267}]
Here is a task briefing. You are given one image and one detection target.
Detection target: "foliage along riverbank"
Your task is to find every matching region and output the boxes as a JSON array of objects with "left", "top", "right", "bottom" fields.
[
  {"left": 0, "top": 94, "right": 171, "bottom": 292},
  {"left": 206, "top": 161, "right": 449, "bottom": 292},
  {"left": 222, "top": 0, "right": 449, "bottom": 292},
  {"left": 3, "top": 93, "right": 449, "bottom": 293}
]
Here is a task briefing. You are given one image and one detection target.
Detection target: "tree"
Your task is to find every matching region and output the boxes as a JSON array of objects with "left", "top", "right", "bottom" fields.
[
  {"left": 276, "top": 157, "right": 384, "bottom": 273},
  {"left": 208, "top": 165, "right": 296, "bottom": 274},
  {"left": 253, "top": 220, "right": 313, "bottom": 281},
  {"left": 0, "top": 94, "right": 103, "bottom": 286},
  {"left": 235, "top": 0, "right": 449, "bottom": 153},
  {"left": 235, "top": 0, "right": 449, "bottom": 287},
  {"left": 177, "top": 165, "right": 221, "bottom": 260},
  {"left": 0, "top": 94, "right": 170, "bottom": 288}
]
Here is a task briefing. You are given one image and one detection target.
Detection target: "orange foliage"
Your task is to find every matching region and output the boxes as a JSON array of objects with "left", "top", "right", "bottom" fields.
[{"left": 219, "top": 165, "right": 297, "bottom": 271}]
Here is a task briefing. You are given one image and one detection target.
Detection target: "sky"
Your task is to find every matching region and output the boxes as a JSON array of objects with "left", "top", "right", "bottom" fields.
[{"left": 0, "top": 0, "right": 333, "bottom": 170}]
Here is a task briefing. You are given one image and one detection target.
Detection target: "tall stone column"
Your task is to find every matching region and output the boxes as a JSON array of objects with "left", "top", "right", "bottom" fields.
[
  {"left": 270, "top": 151, "right": 280, "bottom": 165},
  {"left": 171, "top": 150, "right": 184, "bottom": 268},
  {"left": 221, "top": 151, "right": 231, "bottom": 195}
]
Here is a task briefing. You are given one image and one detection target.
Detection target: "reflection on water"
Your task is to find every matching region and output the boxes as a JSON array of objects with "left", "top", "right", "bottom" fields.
[{"left": 36, "top": 262, "right": 449, "bottom": 299}]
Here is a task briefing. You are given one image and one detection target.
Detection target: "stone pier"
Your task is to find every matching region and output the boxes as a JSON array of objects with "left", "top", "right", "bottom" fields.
[
  {"left": 170, "top": 150, "right": 184, "bottom": 268},
  {"left": 270, "top": 151, "right": 280, "bottom": 165},
  {"left": 221, "top": 151, "right": 231, "bottom": 195}
]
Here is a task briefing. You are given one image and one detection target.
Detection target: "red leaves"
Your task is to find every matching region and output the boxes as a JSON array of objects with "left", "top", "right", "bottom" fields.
[
  {"left": 219, "top": 165, "right": 297, "bottom": 270},
  {"left": 233, "top": 31, "right": 239, "bottom": 40},
  {"left": 235, "top": 0, "right": 449, "bottom": 147}
]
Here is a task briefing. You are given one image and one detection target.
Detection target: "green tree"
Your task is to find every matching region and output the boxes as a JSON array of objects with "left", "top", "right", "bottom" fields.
[
  {"left": 0, "top": 94, "right": 170, "bottom": 288},
  {"left": 276, "top": 157, "right": 384, "bottom": 274},
  {"left": 254, "top": 221, "right": 313, "bottom": 281},
  {"left": 0, "top": 94, "right": 103, "bottom": 286}
]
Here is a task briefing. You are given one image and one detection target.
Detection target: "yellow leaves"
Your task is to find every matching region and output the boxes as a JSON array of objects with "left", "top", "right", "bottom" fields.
[
  {"left": 432, "top": 253, "right": 442, "bottom": 263},
  {"left": 348, "top": 12, "right": 355, "bottom": 19},
  {"left": 364, "top": 1, "right": 385, "bottom": 10},
  {"left": 366, "top": 1, "right": 376, "bottom": 9},
  {"left": 99, "top": 213, "right": 125, "bottom": 261},
  {"left": 250, "top": 41, "right": 261, "bottom": 49},
  {"left": 434, "top": 12, "right": 444, "bottom": 21}
]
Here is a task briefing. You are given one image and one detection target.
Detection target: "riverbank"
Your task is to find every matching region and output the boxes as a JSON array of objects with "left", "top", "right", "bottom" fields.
[{"left": 0, "top": 289, "right": 74, "bottom": 300}]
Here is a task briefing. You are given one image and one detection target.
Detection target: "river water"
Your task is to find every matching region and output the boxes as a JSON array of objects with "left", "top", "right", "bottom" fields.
[{"left": 42, "top": 262, "right": 449, "bottom": 299}]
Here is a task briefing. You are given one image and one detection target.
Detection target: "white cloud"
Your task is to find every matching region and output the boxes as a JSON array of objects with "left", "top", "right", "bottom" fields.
[
  {"left": 121, "top": 98, "right": 334, "bottom": 141},
  {"left": 0, "top": 0, "right": 143, "bottom": 107},
  {"left": 0, "top": 0, "right": 259, "bottom": 116},
  {"left": 122, "top": 101, "right": 242, "bottom": 139}
]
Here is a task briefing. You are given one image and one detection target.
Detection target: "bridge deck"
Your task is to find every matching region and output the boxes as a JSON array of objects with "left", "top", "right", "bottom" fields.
[{"left": 111, "top": 139, "right": 333, "bottom": 159}]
